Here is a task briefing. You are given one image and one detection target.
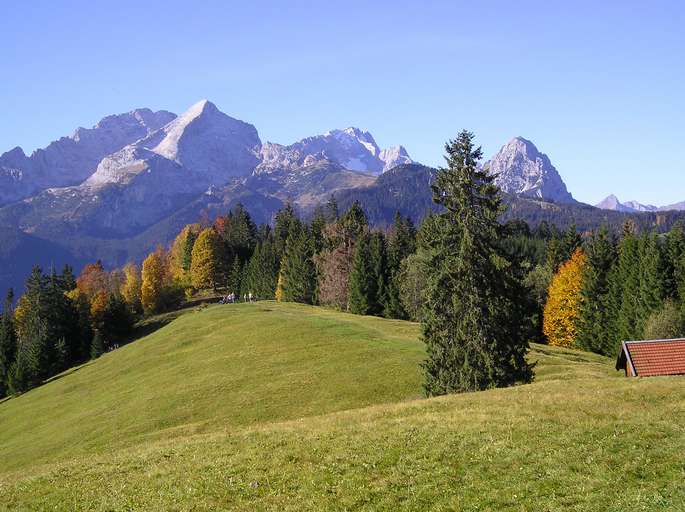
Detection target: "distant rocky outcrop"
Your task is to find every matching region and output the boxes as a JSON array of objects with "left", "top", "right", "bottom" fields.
[
  {"left": 596, "top": 194, "right": 684, "bottom": 212},
  {"left": 485, "top": 137, "right": 576, "bottom": 204}
]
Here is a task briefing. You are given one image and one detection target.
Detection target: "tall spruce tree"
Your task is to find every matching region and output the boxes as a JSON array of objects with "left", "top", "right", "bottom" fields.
[
  {"left": 637, "top": 232, "right": 667, "bottom": 335},
  {"left": 0, "top": 289, "right": 17, "bottom": 397},
  {"left": 422, "top": 131, "right": 533, "bottom": 395},
  {"left": 280, "top": 226, "right": 316, "bottom": 304},
  {"left": 665, "top": 222, "right": 685, "bottom": 302},
  {"left": 384, "top": 212, "right": 417, "bottom": 318},
  {"left": 576, "top": 227, "right": 617, "bottom": 354},
  {"left": 348, "top": 235, "right": 373, "bottom": 314},
  {"left": 610, "top": 225, "right": 642, "bottom": 343}
]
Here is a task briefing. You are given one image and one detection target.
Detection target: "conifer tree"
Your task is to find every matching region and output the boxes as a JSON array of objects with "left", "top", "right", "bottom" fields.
[
  {"left": 244, "top": 239, "right": 279, "bottom": 299},
  {"left": 325, "top": 195, "right": 339, "bottom": 223},
  {"left": 576, "top": 228, "right": 617, "bottom": 354},
  {"left": 219, "top": 203, "right": 257, "bottom": 264},
  {"left": 348, "top": 235, "right": 373, "bottom": 314},
  {"left": 422, "top": 130, "right": 533, "bottom": 395},
  {"left": 611, "top": 225, "right": 642, "bottom": 343},
  {"left": 0, "top": 289, "right": 17, "bottom": 397},
  {"left": 90, "top": 331, "right": 105, "bottom": 359},
  {"left": 637, "top": 232, "right": 667, "bottom": 335},
  {"left": 228, "top": 257, "right": 243, "bottom": 297},
  {"left": 368, "top": 232, "right": 388, "bottom": 315},
  {"left": 274, "top": 203, "right": 299, "bottom": 258},
  {"left": 664, "top": 222, "right": 685, "bottom": 301},
  {"left": 384, "top": 212, "right": 416, "bottom": 318},
  {"left": 280, "top": 226, "right": 316, "bottom": 304}
]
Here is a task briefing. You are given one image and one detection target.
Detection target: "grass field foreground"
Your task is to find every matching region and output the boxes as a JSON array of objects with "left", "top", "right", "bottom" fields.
[{"left": 1, "top": 302, "right": 683, "bottom": 511}]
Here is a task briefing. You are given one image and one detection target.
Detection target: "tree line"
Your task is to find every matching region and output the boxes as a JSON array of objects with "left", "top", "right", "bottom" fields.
[
  {"left": 543, "top": 222, "right": 685, "bottom": 354},
  {"left": 5, "top": 129, "right": 672, "bottom": 399}
]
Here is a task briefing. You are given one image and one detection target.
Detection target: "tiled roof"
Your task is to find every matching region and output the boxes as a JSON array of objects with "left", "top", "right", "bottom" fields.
[{"left": 623, "top": 339, "right": 685, "bottom": 377}]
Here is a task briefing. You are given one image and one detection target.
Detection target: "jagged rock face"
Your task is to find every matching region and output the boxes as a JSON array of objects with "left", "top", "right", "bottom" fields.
[
  {"left": 0, "top": 108, "right": 175, "bottom": 206},
  {"left": 379, "top": 145, "right": 412, "bottom": 171},
  {"left": 256, "top": 127, "right": 412, "bottom": 174},
  {"left": 4, "top": 100, "right": 262, "bottom": 237},
  {"left": 486, "top": 137, "right": 575, "bottom": 204},
  {"left": 86, "top": 100, "right": 261, "bottom": 188}
]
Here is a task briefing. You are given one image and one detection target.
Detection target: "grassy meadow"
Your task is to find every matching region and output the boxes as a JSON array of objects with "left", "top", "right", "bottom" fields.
[{"left": 0, "top": 302, "right": 683, "bottom": 511}]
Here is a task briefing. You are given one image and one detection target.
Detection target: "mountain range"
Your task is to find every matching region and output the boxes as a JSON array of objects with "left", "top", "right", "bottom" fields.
[
  {"left": 595, "top": 194, "right": 685, "bottom": 213},
  {"left": 0, "top": 99, "right": 683, "bottom": 295}
]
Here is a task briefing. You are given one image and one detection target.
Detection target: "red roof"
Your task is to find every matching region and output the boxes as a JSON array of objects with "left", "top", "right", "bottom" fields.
[{"left": 618, "top": 339, "right": 685, "bottom": 377}]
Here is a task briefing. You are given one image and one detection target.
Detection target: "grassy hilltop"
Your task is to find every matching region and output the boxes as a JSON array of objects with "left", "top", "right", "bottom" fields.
[{"left": 0, "top": 302, "right": 683, "bottom": 511}]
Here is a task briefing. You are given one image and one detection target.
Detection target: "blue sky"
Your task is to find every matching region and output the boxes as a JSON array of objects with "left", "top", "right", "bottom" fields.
[{"left": 1, "top": 0, "right": 683, "bottom": 205}]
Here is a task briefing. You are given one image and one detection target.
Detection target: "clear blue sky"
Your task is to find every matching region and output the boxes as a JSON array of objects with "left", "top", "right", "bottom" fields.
[{"left": 1, "top": 0, "right": 683, "bottom": 205}]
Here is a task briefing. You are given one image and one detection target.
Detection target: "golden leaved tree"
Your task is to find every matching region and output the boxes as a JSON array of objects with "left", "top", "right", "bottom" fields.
[
  {"left": 190, "top": 228, "right": 223, "bottom": 291},
  {"left": 543, "top": 248, "right": 587, "bottom": 348},
  {"left": 141, "top": 248, "right": 169, "bottom": 316},
  {"left": 120, "top": 263, "right": 142, "bottom": 314}
]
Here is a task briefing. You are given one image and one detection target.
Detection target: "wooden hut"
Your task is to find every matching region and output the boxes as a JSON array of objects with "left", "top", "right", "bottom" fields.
[{"left": 616, "top": 338, "right": 685, "bottom": 377}]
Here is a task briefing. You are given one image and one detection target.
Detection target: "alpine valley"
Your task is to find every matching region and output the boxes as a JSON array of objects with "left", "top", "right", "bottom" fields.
[{"left": 0, "top": 100, "right": 683, "bottom": 294}]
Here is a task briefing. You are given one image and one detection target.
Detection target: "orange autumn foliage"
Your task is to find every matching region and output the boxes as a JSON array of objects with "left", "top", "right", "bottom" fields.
[{"left": 543, "top": 248, "right": 587, "bottom": 348}]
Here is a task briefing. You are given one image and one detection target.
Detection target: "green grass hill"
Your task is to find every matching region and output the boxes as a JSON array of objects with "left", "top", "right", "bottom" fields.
[{"left": 0, "top": 302, "right": 683, "bottom": 511}]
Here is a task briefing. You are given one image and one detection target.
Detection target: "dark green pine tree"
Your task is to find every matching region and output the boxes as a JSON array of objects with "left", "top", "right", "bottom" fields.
[
  {"left": 90, "top": 331, "right": 105, "bottom": 359},
  {"left": 221, "top": 203, "right": 257, "bottom": 263},
  {"left": 545, "top": 236, "right": 563, "bottom": 271},
  {"left": 256, "top": 238, "right": 279, "bottom": 299},
  {"left": 60, "top": 264, "right": 77, "bottom": 292},
  {"left": 325, "top": 195, "right": 339, "bottom": 223},
  {"left": 182, "top": 229, "right": 198, "bottom": 274},
  {"left": 561, "top": 224, "right": 582, "bottom": 260},
  {"left": 348, "top": 235, "right": 373, "bottom": 315},
  {"left": 664, "top": 222, "right": 685, "bottom": 301},
  {"left": 280, "top": 226, "right": 316, "bottom": 304},
  {"left": 309, "top": 206, "right": 327, "bottom": 254},
  {"left": 637, "top": 232, "right": 667, "bottom": 335},
  {"left": 0, "top": 289, "right": 17, "bottom": 397},
  {"left": 228, "top": 257, "right": 243, "bottom": 298},
  {"left": 610, "top": 225, "right": 642, "bottom": 343},
  {"left": 576, "top": 227, "right": 617, "bottom": 355},
  {"left": 384, "top": 212, "right": 417, "bottom": 319},
  {"left": 274, "top": 203, "right": 300, "bottom": 259},
  {"left": 422, "top": 130, "right": 533, "bottom": 395},
  {"left": 367, "top": 231, "right": 388, "bottom": 316},
  {"left": 243, "top": 242, "right": 261, "bottom": 297}
]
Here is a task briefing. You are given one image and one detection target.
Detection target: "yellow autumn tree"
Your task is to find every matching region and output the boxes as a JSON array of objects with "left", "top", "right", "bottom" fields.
[
  {"left": 543, "top": 248, "right": 587, "bottom": 348},
  {"left": 190, "top": 228, "right": 223, "bottom": 291},
  {"left": 141, "top": 248, "right": 169, "bottom": 316},
  {"left": 89, "top": 290, "right": 109, "bottom": 333},
  {"left": 120, "top": 263, "right": 142, "bottom": 313},
  {"left": 275, "top": 271, "right": 284, "bottom": 302}
]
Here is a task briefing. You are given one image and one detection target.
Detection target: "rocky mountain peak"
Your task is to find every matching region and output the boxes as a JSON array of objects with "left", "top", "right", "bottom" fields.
[
  {"left": 257, "top": 127, "right": 412, "bottom": 175},
  {"left": 0, "top": 108, "right": 177, "bottom": 206},
  {"left": 379, "top": 145, "right": 412, "bottom": 171},
  {"left": 486, "top": 136, "right": 575, "bottom": 204}
]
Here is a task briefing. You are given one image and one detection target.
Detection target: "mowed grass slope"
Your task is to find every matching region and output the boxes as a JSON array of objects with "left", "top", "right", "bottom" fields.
[
  {"left": 1, "top": 302, "right": 684, "bottom": 511},
  {"left": 0, "top": 303, "right": 424, "bottom": 472}
]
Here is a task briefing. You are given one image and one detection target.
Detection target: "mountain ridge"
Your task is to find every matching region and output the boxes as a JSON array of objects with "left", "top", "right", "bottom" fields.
[{"left": 596, "top": 194, "right": 685, "bottom": 212}]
